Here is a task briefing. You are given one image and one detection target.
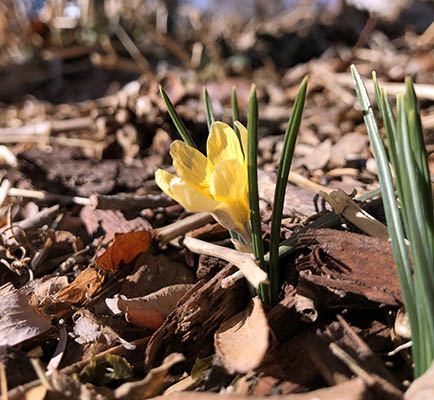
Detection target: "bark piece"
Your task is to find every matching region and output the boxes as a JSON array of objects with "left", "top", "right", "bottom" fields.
[
  {"left": 215, "top": 297, "right": 269, "bottom": 374},
  {"left": 258, "top": 170, "right": 326, "bottom": 217},
  {"left": 145, "top": 264, "right": 249, "bottom": 370},
  {"left": 150, "top": 378, "right": 369, "bottom": 399},
  {"left": 296, "top": 229, "right": 402, "bottom": 306},
  {"left": 80, "top": 206, "right": 152, "bottom": 245}
]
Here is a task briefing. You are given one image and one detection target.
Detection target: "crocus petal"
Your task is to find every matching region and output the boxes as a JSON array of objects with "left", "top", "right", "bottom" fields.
[
  {"left": 207, "top": 122, "right": 244, "bottom": 166},
  {"left": 210, "top": 159, "right": 247, "bottom": 203},
  {"left": 155, "top": 169, "right": 219, "bottom": 213},
  {"left": 212, "top": 201, "right": 251, "bottom": 247},
  {"left": 170, "top": 140, "right": 213, "bottom": 194},
  {"left": 234, "top": 121, "right": 248, "bottom": 156}
]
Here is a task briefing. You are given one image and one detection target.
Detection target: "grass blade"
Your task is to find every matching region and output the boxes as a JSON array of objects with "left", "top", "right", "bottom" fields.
[
  {"left": 159, "top": 85, "right": 197, "bottom": 149},
  {"left": 203, "top": 88, "right": 215, "bottom": 131},
  {"left": 268, "top": 75, "right": 308, "bottom": 305},
  {"left": 247, "top": 84, "right": 269, "bottom": 304},
  {"left": 231, "top": 86, "right": 242, "bottom": 145},
  {"left": 396, "top": 94, "right": 434, "bottom": 374},
  {"left": 351, "top": 65, "right": 420, "bottom": 372}
]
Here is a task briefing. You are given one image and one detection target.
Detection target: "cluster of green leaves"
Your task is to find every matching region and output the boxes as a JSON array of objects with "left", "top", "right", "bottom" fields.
[
  {"left": 160, "top": 79, "right": 308, "bottom": 306},
  {"left": 351, "top": 65, "right": 434, "bottom": 378}
]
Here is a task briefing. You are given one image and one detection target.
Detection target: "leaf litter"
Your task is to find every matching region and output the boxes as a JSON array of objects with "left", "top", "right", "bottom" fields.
[{"left": 1, "top": 1, "right": 434, "bottom": 399}]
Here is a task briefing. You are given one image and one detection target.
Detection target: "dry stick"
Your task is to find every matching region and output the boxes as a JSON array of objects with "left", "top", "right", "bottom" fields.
[
  {"left": 0, "top": 134, "right": 106, "bottom": 150},
  {"left": 0, "top": 145, "right": 17, "bottom": 166},
  {"left": 0, "top": 205, "right": 61, "bottom": 246},
  {"left": 10, "top": 205, "right": 60, "bottom": 232},
  {"left": 135, "top": 16, "right": 192, "bottom": 69},
  {"left": 0, "top": 117, "right": 92, "bottom": 137},
  {"left": 287, "top": 172, "right": 389, "bottom": 239},
  {"left": 288, "top": 171, "right": 333, "bottom": 195},
  {"left": 0, "top": 362, "right": 7, "bottom": 400},
  {"left": 110, "top": 22, "right": 153, "bottom": 74},
  {"left": 320, "top": 189, "right": 389, "bottom": 240},
  {"left": 0, "top": 179, "right": 11, "bottom": 207},
  {"left": 90, "top": 52, "right": 144, "bottom": 74},
  {"left": 329, "top": 343, "right": 403, "bottom": 399},
  {"left": 182, "top": 236, "right": 268, "bottom": 289},
  {"left": 8, "top": 188, "right": 91, "bottom": 206},
  {"left": 155, "top": 212, "right": 214, "bottom": 244},
  {"left": 322, "top": 69, "right": 434, "bottom": 101},
  {"left": 31, "top": 212, "right": 65, "bottom": 275},
  {"left": 90, "top": 193, "right": 175, "bottom": 210}
]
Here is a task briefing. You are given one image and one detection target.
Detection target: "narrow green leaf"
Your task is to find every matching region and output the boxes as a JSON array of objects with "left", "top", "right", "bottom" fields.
[
  {"left": 159, "top": 85, "right": 197, "bottom": 149},
  {"left": 247, "top": 84, "right": 269, "bottom": 304},
  {"left": 231, "top": 86, "right": 242, "bottom": 145},
  {"left": 351, "top": 65, "right": 420, "bottom": 374},
  {"left": 268, "top": 75, "right": 308, "bottom": 305},
  {"left": 396, "top": 94, "right": 434, "bottom": 373},
  {"left": 203, "top": 88, "right": 215, "bottom": 131}
]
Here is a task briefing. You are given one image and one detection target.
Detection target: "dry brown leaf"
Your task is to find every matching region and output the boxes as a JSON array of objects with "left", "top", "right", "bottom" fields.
[
  {"left": 0, "top": 284, "right": 52, "bottom": 346},
  {"left": 55, "top": 267, "right": 104, "bottom": 304},
  {"left": 24, "top": 385, "right": 47, "bottom": 400},
  {"left": 106, "top": 284, "right": 194, "bottom": 330},
  {"left": 96, "top": 230, "right": 152, "bottom": 273},
  {"left": 404, "top": 361, "right": 434, "bottom": 400},
  {"left": 36, "top": 268, "right": 105, "bottom": 317},
  {"left": 214, "top": 296, "right": 269, "bottom": 374},
  {"left": 119, "top": 253, "right": 195, "bottom": 298}
]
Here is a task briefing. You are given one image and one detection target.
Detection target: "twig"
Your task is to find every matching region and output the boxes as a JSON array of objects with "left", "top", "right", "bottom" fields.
[
  {"left": 31, "top": 212, "right": 65, "bottom": 275},
  {"left": 7, "top": 336, "right": 151, "bottom": 400},
  {"left": 0, "top": 362, "right": 7, "bottom": 400},
  {"left": 182, "top": 236, "right": 268, "bottom": 289},
  {"left": 0, "top": 179, "right": 11, "bottom": 207},
  {"left": 0, "top": 117, "right": 93, "bottom": 137},
  {"left": 90, "top": 193, "right": 175, "bottom": 210},
  {"left": 320, "top": 189, "right": 389, "bottom": 240},
  {"left": 110, "top": 22, "right": 152, "bottom": 74},
  {"left": 134, "top": 15, "right": 192, "bottom": 69},
  {"left": 155, "top": 212, "right": 214, "bottom": 243},
  {"left": 8, "top": 188, "right": 91, "bottom": 206},
  {"left": 288, "top": 171, "right": 333, "bottom": 195},
  {"left": 329, "top": 343, "right": 403, "bottom": 399}
]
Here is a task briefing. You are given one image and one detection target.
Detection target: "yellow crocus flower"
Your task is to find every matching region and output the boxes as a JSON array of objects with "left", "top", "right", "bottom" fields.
[{"left": 155, "top": 121, "right": 252, "bottom": 249}]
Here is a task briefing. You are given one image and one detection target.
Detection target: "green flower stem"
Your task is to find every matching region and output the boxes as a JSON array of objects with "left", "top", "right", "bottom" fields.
[{"left": 247, "top": 84, "right": 269, "bottom": 304}]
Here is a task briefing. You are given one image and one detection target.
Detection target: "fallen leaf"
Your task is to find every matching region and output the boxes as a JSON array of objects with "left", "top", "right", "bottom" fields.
[
  {"left": 72, "top": 309, "right": 135, "bottom": 350},
  {"left": 404, "top": 361, "right": 434, "bottom": 400},
  {"left": 215, "top": 296, "right": 269, "bottom": 374},
  {"left": 55, "top": 267, "right": 105, "bottom": 305},
  {"left": 96, "top": 230, "right": 153, "bottom": 273},
  {"left": 38, "top": 268, "right": 105, "bottom": 316},
  {"left": 106, "top": 284, "right": 194, "bottom": 330},
  {"left": 119, "top": 253, "right": 195, "bottom": 298},
  {"left": 0, "top": 284, "right": 52, "bottom": 346}
]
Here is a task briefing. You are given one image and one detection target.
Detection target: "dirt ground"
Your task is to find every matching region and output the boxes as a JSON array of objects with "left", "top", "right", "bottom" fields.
[{"left": 0, "top": 0, "right": 433, "bottom": 399}]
